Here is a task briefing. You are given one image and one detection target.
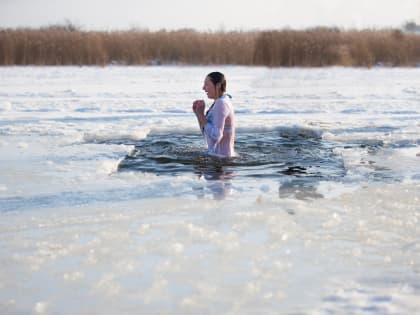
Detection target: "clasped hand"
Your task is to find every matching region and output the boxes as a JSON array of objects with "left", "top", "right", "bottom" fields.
[{"left": 192, "top": 100, "right": 206, "bottom": 116}]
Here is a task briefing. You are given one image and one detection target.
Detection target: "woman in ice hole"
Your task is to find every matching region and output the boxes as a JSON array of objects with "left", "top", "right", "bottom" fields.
[{"left": 192, "top": 72, "right": 236, "bottom": 158}]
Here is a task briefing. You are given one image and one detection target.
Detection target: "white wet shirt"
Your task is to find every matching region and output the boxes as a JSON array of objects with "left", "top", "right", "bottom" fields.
[{"left": 203, "top": 94, "right": 236, "bottom": 157}]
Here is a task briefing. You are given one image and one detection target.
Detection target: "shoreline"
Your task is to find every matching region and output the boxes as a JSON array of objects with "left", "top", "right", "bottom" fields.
[{"left": 1, "top": 27, "right": 420, "bottom": 67}]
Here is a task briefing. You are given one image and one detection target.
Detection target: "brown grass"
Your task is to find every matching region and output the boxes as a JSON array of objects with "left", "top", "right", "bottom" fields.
[{"left": 1, "top": 26, "right": 419, "bottom": 67}]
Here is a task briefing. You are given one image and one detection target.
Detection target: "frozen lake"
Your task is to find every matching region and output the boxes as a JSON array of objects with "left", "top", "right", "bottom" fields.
[{"left": 0, "top": 66, "right": 419, "bottom": 314}]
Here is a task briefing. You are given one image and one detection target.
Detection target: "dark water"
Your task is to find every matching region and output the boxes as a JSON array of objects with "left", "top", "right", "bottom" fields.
[
  {"left": 117, "top": 129, "right": 347, "bottom": 183},
  {"left": 91, "top": 125, "right": 417, "bottom": 201}
]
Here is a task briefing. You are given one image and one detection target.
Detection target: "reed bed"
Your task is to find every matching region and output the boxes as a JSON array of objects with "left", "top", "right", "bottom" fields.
[{"left": 1, "top": 26, "right": 419, "bottom": 67}]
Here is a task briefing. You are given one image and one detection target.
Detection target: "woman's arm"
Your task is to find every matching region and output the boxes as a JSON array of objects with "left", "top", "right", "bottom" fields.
[{"left": 192, "top": 100, "right": 207, "bottom": 130}]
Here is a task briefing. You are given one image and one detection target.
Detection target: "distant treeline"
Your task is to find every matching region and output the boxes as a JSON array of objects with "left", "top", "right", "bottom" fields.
[{"left": 1, "top": 26, "right": 420, "bottom": 67}]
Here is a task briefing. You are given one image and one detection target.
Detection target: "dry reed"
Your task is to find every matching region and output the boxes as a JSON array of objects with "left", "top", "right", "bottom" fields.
[{"left": 1, "top": 26, "right": 419, "bottom": 67}]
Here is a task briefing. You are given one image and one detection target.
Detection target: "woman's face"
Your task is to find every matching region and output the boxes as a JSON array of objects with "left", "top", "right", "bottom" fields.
[{"left": 202, "top": 77, "right": 218, "bottom": 100}]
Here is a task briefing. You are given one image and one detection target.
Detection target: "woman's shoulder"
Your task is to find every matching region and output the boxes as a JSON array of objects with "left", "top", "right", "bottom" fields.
[{"left": 215, "top": 94, "right": 232, "bottom": 107}]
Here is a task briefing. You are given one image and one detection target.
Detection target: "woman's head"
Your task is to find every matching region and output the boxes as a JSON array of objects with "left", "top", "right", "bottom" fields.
[{"left": 203, "top": 72, "right": 226, "bottom": 99}]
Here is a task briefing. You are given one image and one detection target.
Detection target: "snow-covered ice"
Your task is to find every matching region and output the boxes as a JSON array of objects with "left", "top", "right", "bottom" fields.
[{"left": 0, "top": 66, "right": 419, "bottom": 314}]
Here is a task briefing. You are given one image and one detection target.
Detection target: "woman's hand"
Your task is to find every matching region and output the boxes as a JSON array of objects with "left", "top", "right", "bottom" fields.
[{"left": 192, "top": 100, "right": 206, "bottom": 116}]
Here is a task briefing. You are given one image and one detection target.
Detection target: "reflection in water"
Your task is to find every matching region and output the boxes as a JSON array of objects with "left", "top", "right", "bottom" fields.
[
  {"left": 193, "top": 163, "right": 234, "bottom": 181},
  {"left": 278, "top": 179, "right": 324, "bottom": 200},
  {"left": 193, "top": 163, "right": 235, "bottom": 200},
  {"left": 115, "top": 128, "right": 346, "bottom": 199}
]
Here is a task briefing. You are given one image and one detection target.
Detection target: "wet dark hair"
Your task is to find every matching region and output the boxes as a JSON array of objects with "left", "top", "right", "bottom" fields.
[{"left": 207, "top": 72, "right": 226, "bottom": 93}]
